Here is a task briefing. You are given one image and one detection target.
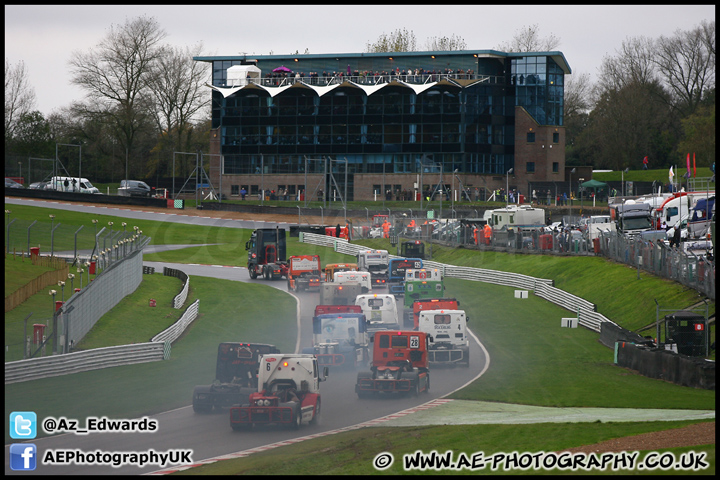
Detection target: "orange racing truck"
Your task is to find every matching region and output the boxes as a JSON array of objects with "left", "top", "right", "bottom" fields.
[
  {"left": 355, "top": 330, "right": 430, "bottom": 397},
  {"left": 286, "top": 255, "right": 322, "bottom": 292}
]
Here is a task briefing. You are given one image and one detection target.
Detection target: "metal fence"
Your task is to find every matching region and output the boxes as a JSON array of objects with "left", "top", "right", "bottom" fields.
[{"left": 346, "top": 214, "right": 714, "bottom": 301}]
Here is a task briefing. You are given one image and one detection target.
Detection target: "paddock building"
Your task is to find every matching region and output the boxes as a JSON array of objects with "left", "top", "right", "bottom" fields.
[{"left": 193, "top": 49, "right": 571, "bottom": 201}]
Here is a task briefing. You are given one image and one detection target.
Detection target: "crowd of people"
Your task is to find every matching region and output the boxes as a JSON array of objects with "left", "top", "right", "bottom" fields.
[{"left": 261, "top": 67, "right": 477, "bottom": 86}]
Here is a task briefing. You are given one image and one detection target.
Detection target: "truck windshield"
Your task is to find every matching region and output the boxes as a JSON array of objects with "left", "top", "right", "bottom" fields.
[{"left": 624, "top": 217, "right": 653, "bottom": 230}]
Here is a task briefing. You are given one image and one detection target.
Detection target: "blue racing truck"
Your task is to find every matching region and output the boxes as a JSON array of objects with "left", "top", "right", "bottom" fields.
[{"left": 388, "top": 257, "right": 423, "bottom": 296}]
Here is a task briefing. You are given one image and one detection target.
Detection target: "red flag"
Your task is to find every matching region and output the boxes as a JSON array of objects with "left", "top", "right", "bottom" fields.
[
  {"left": 686, "top": 153, "right": 691, "bottom": 177},
  {"left": 693, "top": 152, "right": 696, "bottom": 178}
]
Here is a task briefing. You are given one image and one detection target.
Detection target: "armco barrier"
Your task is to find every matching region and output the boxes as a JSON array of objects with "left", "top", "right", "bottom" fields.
[
  {"left": 4, "top": 342, "right": 166, "bottom": 384},
  {"left": 615, "top": 342, "right": 715, "bottom": 390},
  {"left": 151, "top": 299, "right": 200, "bottom": 344},
  {"left": 163, "top": 267, "right": 190, "bottom": 309}
]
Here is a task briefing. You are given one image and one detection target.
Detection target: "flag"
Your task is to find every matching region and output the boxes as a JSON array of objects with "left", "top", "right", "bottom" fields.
[
  {"left": 686, "top": 153, "right": 691, "bottom": 176},
  {"left": 693, "top": 152, "right": 696, "bottom": 178},
  {"left": 669, "top": 165, "right": 674, "bottom": 182}
]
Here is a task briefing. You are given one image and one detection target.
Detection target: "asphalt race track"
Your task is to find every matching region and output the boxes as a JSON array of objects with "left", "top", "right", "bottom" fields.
[{"left": 4, "top": 199, "right": 487, "bottom": 475}]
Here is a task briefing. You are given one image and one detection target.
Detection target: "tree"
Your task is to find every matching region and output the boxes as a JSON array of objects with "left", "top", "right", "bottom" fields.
[
  {"left": 147, "top": 42, "right": 210, "bottom": 175},
  {"left": 5, "top": 58, "right": 36, "bottom": 142},
  {"left": 563, "top": 72, "right": 593, "bottom": 165},
  {"left": 596, "top": 36, "right": 658, "bottom": 93},
  {"left": 495, "top": 24, "right": 560, "bottom": 52},
  {"left": 7, "top": 111, "right": 54, "bottom": 158},
  {"left": 676, "top": 102, "right": 715, "bottom": 166},
  {"left": 425, "top": 34, "right": 467, "bottom": 51},
  {"left": 653, "top": 21, "right": 715, "bottom": 117},
  {"left": 68, "top": 15, "right": 167, "bottom": 167},
  {"left": 365, "top": 28, "right": 417, "bottom": 52}
]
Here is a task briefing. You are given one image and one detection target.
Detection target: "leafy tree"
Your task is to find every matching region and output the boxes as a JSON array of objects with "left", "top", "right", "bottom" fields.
[
  {"left": 6, "top": 110, "right": 54, "bottom": 158},
  {"left": 676, "top": 101, "right": 715, "bottom": 166}
]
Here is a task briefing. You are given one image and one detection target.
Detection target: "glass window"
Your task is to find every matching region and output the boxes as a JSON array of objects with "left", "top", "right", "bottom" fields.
[
  {"left": 553, "top": 162, "right": 559, "bottom": 173},
  {"left": 526, "top": 162, "right": 535, "bottom": 173},
  {"left": 553, "top": 132, "right": 560, "bottom": 143},
  {"left": 527, "top": 132, "right": 535, "bottom": 143}
]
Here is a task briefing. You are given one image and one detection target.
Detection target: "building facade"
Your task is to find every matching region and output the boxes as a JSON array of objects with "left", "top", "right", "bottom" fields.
[{"left": 193, "top": 49, "right": 570, "bottom": 202}]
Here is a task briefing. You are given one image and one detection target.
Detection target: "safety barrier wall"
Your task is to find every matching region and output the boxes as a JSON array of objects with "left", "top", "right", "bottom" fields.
[
  {"left": 4, "top": 342, "right": 166, "bottom": 384},
  {"left": 5, "top": 268, "right": 197, "bottom": 384},
  {"left": 616, "top": 342, "right": 715, "bottom": 390},
  {"left": 151, "top": 300, "right": 200, "bottom": 344},
  {"left": 163, "top": 267, "right": 190, "bottom": 309}
]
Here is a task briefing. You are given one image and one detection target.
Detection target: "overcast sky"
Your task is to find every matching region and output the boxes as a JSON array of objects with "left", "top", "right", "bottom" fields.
[{"left": 4, "top": 4, "right": 715, "bottom": 116}]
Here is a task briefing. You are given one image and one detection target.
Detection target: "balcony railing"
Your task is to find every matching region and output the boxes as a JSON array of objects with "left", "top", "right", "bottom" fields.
[{"left": 221, "top": 73, "right": 504, "bottom": 89}]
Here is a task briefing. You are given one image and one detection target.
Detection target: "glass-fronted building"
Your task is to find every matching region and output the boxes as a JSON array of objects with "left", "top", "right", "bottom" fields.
[{"left": 194, "top": 49, "right": 571, "bottom": 201}]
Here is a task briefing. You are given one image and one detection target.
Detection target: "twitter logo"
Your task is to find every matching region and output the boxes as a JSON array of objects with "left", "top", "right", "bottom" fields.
[{"left": 10, "top": 412, "right": 37, "bottom": 439}]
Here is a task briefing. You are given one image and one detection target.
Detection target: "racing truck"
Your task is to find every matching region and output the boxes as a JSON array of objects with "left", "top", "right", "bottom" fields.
[
  {"left": 400, "top": 240, "right": 427, "bottom": 260},
  {"left": 192, "top": 342, "right": 280, "bottom": 413},
  {"left": 333, "top": 270, "right": 372, "bottom": 293},
  {"left": 407, "top": 297, "right": 462, "bottom": 328},
  {"left": 355, "top": 293, "right": 400, "bottom": 337},
  {"left": 417, "top": 309, "right": 470, "bottom": 367},
  {"left": 287, "top": 254, "right": 322, "bottom": 292},
  {"left": 246, "top": 228, "right": 289, "bottom": 280},
  {"left": 303, "top": 305, "right": 370, "bottom": 368},
  {"left": 355, "top": 330, "right": 430, "bottom": 397},
  {"left": 402, "top": 268, "right": 445, "bottom": 325},
  {"left": 357, "top": 249, "right": 390, "bottom": 289},
  {"left": 388, "top": 257, "right": 423, "bottom": 296},
  {"left": 229, "top": 354, "right": 328, "bottom": 430},
  {"left": 320, "top": 282, "right": 363, "bottom": 305}
]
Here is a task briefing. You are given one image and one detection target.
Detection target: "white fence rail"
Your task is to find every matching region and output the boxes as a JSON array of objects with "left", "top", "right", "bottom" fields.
[
  {"left": 300, "top": 232, "right": 610, "bottom": 333},
  {"left": 152, "top": 299, "right": 200, "bottom": 344},
  {"left": 6, "top": 270, "right": 199, "bottom": 384},
  {"left": 4, "top": 342, "right": 166, "bottom": 384}
]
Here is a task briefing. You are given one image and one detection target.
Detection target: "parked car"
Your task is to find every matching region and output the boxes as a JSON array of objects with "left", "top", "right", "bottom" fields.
[
  {"left": 28, "top": 181, "right": 50, "bottom": 190},
  {"left": 118, "top": 180, "right": 152, "bottom": 197},
  {"left": 5, "top": 178, "right": 24, "bottom": 189}
]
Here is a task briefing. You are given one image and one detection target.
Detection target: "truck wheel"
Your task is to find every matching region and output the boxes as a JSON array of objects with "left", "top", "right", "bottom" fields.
[
  {"left": 292, "top": 406, "right": 302, "bottom": 430},
  {"left": 249, "top": 267, "right": 257, "bottom": 279},
  {"left": 310, "top": 399, "right": 321, "bottom": 425}
]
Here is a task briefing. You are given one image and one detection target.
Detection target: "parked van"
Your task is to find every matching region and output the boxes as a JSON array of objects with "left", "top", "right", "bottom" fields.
[
  {"left": 491, "top": 205, "right": 545, "bottom": 232},
  {"left": 50, "top": 176, "right": 99, "bottom": 194},
  {"left": 118, "top": 179, "right": 152, "bottom": 197}
]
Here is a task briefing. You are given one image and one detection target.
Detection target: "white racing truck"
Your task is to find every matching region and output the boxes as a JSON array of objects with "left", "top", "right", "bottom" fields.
[
  {"left": 355, "top": 293, "right": 400, "bottom": 337},
  {"left": 357, "top": 249, "right": 390, "bottom": 289},
  {"left": 333, "top": 270, "right": 372, "bottom": 293},
  {"left": 416, "top": 309, "right": 470, "bottom": 367},
  {"left": 229, "top": 354, "right": 328, "bottom": 430}
]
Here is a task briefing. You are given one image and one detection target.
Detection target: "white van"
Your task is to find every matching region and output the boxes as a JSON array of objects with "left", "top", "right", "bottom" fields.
[
  {"left": 333, "top": 270, "right": 372, "bottom": 293},
  {"left": 50, "top": 176, "right": 100, "bottom": 194}
]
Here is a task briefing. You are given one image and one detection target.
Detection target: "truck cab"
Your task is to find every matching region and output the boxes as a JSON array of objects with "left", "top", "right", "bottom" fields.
[
  {"left": 388, "top": 258, "right": 423, "bottom": 296},
  {"left": 410, "top": 297, "right": 461, "bottom": 329},
  {"left": 246, "top": 228, "right": 288, "bottom": 280},
  {"left": 230, "top": 354, "right": 328, "bottom": 430},
  {"left": 192, "top": 342, "right": 280, "bottom": 413},
  {"left": 355, "top": 293, "right": 400, "bottom": 336},
  {"left": 324, "top": 263, "right": 357, "bottom": 282},
  {"left": 614, "top": 201, "right": 653, "bottom": 236},
  {"left": 333, "top": 270, "right": 372, "bottom": 293},
  {"left": 320, "top": 282, "right": 363, "bottom": 306},
  {"left": 287, "top": 255, "right": 322, "bottom": 292},
  {"left": 417, "top": 309, "right": 470, "bottom": 367},
  {"left": 357, "top": 249, "right": 390, "bottom": 289},
  {"left": 355, "top": 330, "right": 430, "bottom": 397},
  {"left": 305, "top": 310, "right": 370, "bottom": 368}
]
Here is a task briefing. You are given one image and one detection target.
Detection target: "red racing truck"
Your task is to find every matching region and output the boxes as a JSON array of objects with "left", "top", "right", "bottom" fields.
[
  {"left": 355, "top": 330, "right": 430, "bottom": 398},
  {"left": 286, "top": 255, "right": 322, "bottom": 292}
]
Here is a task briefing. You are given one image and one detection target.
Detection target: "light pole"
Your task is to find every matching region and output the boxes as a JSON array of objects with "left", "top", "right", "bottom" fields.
[
  {"left": 506, "top": 168, "right": 513, "bottom": 208},
  {"left": 49, "top": 290, "right": 57, "bottom": 319},
  {"left": 621, "top": 167, "right": 629, "bottom": 197}
]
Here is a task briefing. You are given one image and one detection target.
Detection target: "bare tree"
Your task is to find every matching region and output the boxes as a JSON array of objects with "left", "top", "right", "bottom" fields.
[
  {"left": 68, "top": 15, "right": 167, "bottom": 158},
  {"left": 653, "top": 21, "right": 715, "bottom": 116},
  {"left": 365, "top": 28, "right": 418, "bottom": 52},
  {"left": 425, "top": 34, "right": 467, "bottom": 51},
  {"left": 5, "top": 58, "right": 36, "bottom": 139},
  {"left": 495, "top": 24, "right": 561, "bottom": 52},
  {"left": 596, "top": 36, "right": 658, "bottom": 93},
  {"left": 148, "top": 42, "right": 210, "bottom": 151}
]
